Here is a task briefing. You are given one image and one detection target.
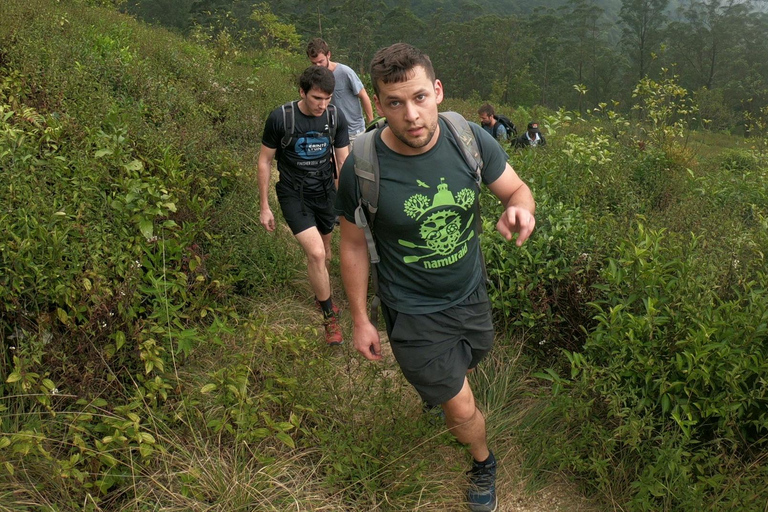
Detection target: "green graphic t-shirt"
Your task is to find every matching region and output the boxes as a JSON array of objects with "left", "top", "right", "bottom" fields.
[{"left": 335, "top": 117, "right": 509, "bottom": 314}]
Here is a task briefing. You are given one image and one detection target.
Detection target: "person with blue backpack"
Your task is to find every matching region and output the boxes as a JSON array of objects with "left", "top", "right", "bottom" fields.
[
  {"left": 258, "top": 65, "right": 350, "bottom": 346},
  {"left": 334, "top": 43, "right": 535, "bottom": 512}
]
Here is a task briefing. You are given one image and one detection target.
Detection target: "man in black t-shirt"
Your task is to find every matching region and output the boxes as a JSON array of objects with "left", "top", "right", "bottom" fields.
[{"left": 258, "top": 65, "right": 350, "bottom": 345}]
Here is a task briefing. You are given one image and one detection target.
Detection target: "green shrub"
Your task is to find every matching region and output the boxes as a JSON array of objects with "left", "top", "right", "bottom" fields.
[
  {"left": 532, "top": 224, "right": 768, "bottom": 510},
  {"left": 0, "top": 0, "right": 310, "bottom": 505},
  {"left": 482, "top": 188, "right": 606, "bottom": 356}
]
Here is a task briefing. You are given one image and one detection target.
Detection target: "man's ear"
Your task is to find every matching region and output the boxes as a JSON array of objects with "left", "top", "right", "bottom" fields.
[
  {"left": 373, "top": 94, "right": 382, "bottom": 114},
  {"left": 434, "top": 79, "right": 444, "bottom": 105}
]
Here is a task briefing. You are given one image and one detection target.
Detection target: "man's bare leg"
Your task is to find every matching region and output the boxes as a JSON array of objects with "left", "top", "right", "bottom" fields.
[
  {"left": 295, "top": 227, "right": 331, "bottom": 301},
  {"left": 442, "top": 377, "right": 490, "bottom": 463}
]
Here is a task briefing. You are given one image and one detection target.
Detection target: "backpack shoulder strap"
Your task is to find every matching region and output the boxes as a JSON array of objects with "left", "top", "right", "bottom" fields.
[
  {"left": 439, "top": 111, "right": 489, "bottom": 282},
  {"left": 326, "top": 104, "right": 337, "bottom": 145},
  {"left": 280, "top": 101, "right": 297, "bottom": 149},
  {"left": 439, "top": 111, "right": 483, "bottom": 184},
  {"left": 351, "top": 121, "right": 385, "bottom": 324},
  {"left": 352, "top": 128, "right": 381, "bottom": 265}
]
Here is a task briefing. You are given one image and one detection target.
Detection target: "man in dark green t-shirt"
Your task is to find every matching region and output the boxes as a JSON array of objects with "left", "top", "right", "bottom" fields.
[{"left": 335, "top": 44, "right": 535, "bottom": 512}]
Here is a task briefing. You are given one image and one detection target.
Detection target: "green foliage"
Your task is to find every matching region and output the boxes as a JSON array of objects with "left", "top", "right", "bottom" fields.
[
  {"left": 197, "top": 325, "right": 310, "bottom": 450},
  {"left": 743, "top": 103, "right": 768, "bottom": 148},
  {"left": 482, "top": 190, "right": 602, "bottom": 355},
  {"left": 528, "top": 224, "right": 768, "bottom": 510},
  {"left": 632, "top": 70, "right": 699, "bottom": 149},
  {"left": 0, "top": 0, "right": 317, "bottom": 507},
  {"left": 249, "top": 2, "right": 301, "bottom": 52},
  {"left": 480, "top": 82, "right": 768, "bottom": 509}
]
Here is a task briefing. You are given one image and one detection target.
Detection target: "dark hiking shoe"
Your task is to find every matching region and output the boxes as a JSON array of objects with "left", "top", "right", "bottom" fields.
[
  {"left": 467, "top": 451, "right": 497, "bottom": 512},
  {"left": 323, "top": 311, "right": 343, "bottom": 346}
]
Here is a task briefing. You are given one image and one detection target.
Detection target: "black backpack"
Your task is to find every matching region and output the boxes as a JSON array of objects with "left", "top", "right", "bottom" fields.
[
  {"left": 279, "top": 100, "right": 339, "bottom": 179},
  {"left": 280, "top": 101, "right": 338, "bottom": 151},
  {"left": 492, "top": 114, "right": 517, "bottom": 139}
]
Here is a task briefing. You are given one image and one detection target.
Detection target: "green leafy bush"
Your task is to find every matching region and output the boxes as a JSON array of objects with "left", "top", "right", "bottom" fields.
[
  {"left": 532, "top": 224, "right": 768, "bottom": 510},
  {"left": 482, "top": 189, "right": 603, "bottom": 355},
  {"left": 0, "top": 0, "right": 309, "bottom": 505}
]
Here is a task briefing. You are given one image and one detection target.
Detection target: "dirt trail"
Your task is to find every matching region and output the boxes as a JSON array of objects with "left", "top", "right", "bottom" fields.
[{"left": 280, "top": 257, "right": 603, "bottom": 512}]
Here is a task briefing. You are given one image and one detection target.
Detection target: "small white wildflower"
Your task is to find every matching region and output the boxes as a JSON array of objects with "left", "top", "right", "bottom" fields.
[{"left": 51, "top": 388, "right": 60, "bottom": 395}]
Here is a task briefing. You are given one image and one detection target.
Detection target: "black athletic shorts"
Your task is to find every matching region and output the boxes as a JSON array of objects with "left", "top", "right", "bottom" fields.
[
  {"left": 381, "top": 283, "right": 494, "bottom": 408},
  {"left": 276, "top": 181, "right": 337, "bottom": 236}
]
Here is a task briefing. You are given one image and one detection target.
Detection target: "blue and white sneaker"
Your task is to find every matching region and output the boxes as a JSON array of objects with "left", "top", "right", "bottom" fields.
[{"left": 467, "top": 451, "right": 497, "bottom": 512}]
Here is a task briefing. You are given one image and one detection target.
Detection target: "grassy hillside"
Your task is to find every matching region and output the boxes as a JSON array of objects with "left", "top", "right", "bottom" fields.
[
  {"left": 2, "top": 1, "right": 768, "bottom": 511},
  {"left": 0, "top": 1, "right": 588, "bottom": 510}
]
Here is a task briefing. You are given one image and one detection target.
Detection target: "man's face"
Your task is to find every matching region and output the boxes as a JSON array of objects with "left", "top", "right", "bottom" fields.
[
  {"left": 309, "top": 52, "right": 331, "bottom": 68},
  {"left": 300, "top": 86, "right": 332, "bottom": 117},
  {"left": 373, "top": 65, "right": 443, "bottom": 155},
  {"left": 479, "top": 113, "right": 492, "bottom": 126}
]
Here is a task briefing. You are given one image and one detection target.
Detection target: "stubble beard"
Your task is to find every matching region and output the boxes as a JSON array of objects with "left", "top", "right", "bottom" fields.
[{"left": 392, "top": 119, "right": 439, "bottom": 150}]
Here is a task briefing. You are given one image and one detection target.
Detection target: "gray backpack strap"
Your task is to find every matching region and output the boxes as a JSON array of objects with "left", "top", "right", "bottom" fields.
[
  {"left": 439, "top": 111, "right": 483, "bottom": 184},
  {"left": 352, "top": 126, "right": 384, "bottom": 324},
  {"left": 439, "top": 111, "right": 489, "bottom": 281},
  {"left": 280, "top": 101, "right": 296, "bottom": 149}
]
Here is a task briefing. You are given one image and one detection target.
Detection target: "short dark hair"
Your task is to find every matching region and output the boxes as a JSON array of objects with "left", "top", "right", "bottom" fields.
[
  {"left": 370, "top": 43, "right": 435, "bottom": 96},
  {"left": 299, "top": 65, "right": 335, "bottom": 95},
  {"left": 478, "top": 103, "right": 495, "bottom": 116},
  {"left": 306, "top": 38, "right": 330, "bottom": 59}
]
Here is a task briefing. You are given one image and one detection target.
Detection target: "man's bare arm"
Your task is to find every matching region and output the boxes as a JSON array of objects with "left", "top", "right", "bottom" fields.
[
  {"left": 486, "top": 163, "right": 536, "bottom": 245},
  {"left": 340, "top": 217, "right": 382, "bottom": 360},
  {"left": 258, "top": 145, "right": 277, "bottom": 231}
]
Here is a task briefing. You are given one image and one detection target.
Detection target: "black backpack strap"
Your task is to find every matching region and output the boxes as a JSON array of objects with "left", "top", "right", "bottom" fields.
[
  {"left": 280, "top": 101, "right": 296, "bottom": 149},
  {"left": 326, "top": 104, "right": 339, "bottom": 179},
  {"left": 326, "top": 104, "right": 337, "bottom": 144}
]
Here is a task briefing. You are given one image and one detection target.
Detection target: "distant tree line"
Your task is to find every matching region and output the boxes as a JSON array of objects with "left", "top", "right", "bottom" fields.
[{"left": 123, "top": 0, "right": 768, "bottom": 132}]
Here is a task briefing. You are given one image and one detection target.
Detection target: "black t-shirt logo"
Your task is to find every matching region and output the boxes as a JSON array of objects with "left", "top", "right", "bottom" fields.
[{"left": 295, "top": 131, "right": 329, "bottom": 160}]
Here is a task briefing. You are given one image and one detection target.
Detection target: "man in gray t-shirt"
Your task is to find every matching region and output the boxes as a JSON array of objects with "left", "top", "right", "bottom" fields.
[{"left": 307, "top": 38, "right": 374, "bottom": 140}]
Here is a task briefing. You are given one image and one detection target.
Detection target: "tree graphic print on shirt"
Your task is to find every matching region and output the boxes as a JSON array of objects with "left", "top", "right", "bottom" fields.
[{"left": 399, "top": 178, "right": 476, "bottom": 267}]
